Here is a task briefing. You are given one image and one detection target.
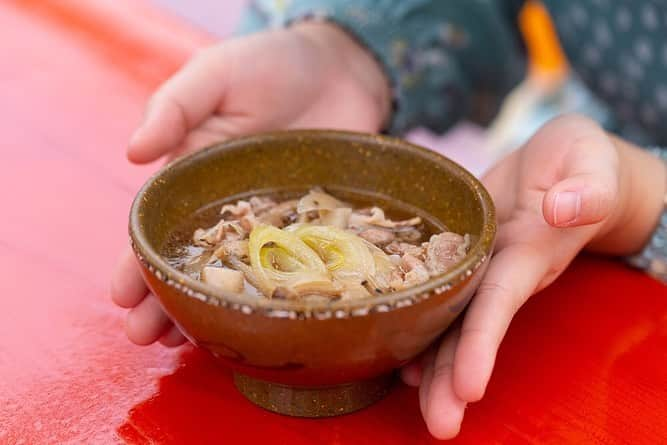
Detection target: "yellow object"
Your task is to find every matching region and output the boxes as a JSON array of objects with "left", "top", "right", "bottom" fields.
[{"left": 519, "top": 0, "right": 568, "bottom": 79}]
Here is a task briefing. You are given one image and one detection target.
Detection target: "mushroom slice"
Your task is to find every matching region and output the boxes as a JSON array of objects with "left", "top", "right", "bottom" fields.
[
  {"left": 318, "top": 208, "right": 352, "bottom": 229},
  {"left": 201, "top": 266, "right": 245, "bottom": 293},
  {"left": 297, "top": 189, "right": 346, "bottom": 214}
]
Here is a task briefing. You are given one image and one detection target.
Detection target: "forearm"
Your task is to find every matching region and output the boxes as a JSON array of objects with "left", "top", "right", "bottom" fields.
[{"left": 588, "top": 136, "right": 667, "bottom": 255}]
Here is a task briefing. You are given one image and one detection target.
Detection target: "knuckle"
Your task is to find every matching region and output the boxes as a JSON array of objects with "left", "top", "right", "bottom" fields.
[
  {"left": 459, "top": 325, "right": 490, "bottom": 349},
  {"left": 477, "top": 279, "right": 523, "bottom": 314}
]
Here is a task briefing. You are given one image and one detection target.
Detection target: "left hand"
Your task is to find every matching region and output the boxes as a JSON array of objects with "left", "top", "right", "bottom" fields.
[
  {"left": 401, "top": 114, "right": 666, "bottom": 439},
  {"left": 110, "top": 22, "right": 390, "bottom": 346}
]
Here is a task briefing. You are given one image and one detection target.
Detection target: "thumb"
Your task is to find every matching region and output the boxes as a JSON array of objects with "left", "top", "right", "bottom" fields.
[
  {"left": 542, "top": 138, "right": 619, "bottom": 228},
  {"left": 128, "top": 46, "right": 229, "bottom": 164}
]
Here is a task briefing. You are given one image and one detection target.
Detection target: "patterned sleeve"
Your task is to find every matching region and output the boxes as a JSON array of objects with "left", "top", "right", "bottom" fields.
[
  {"left": 626, "top": 148, "right": 667, "bottom": 283},
  {"left": 235, "top": 0, "right": 526, "bottom": 135}
]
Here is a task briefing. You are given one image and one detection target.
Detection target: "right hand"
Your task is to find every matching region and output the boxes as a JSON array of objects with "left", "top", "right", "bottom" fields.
[{"left": 111, "top": 23, "right": 391, "bottom": 346}]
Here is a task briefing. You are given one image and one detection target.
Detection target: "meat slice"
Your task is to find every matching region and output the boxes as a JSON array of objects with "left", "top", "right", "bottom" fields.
[
  {"left": 249, "top": 196, "right": 276, "bottom": 214},
  {"left": 358, "top": 228, "right": 395, "bottom": 246},
  {"left": 193, "top": 220, "right": 224, "bottom": 246},
  {"left": 349, "top": 207, "right": 421, "bottom": 229},
  {"left": 401, "top": 254, "right": 430, "bottom": 287},
  {"left": 257, "top": 200, "right": 298, "bottom": 227},
  {"left": 213, "top": 239, "right": 249, "bottom": 262},
  {"left": 425, "top": 232, "right": 469, "bottom": 275},
  {"left": 220, "top": 200, "right": 252, "bottom": 218},
  {"left": 385, "top": 241, "right": 426, "bottom": 259}
]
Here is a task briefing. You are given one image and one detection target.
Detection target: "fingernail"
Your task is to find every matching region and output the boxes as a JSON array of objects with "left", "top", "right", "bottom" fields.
[{"left": 553, "top": 192, "right": 581, "bottom": 226}]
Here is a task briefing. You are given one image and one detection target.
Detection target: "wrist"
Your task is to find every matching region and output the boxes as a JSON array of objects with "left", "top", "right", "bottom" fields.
[
  {"left": 290, "top": 22, "right": 392, "bottom": 131},
  {"left": 588, "top": 136, "right": 667, "bottom": 254}
]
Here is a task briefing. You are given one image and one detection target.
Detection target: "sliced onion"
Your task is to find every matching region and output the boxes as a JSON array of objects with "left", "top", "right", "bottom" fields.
[
  {"left": 248, "top": 224, "right": 333, "bottom": 297},
  {"left": 293, "top": 225, "right": 399, "bottom": 295},
  {"left": 293, "top": 225, "right": 375, "bottom": 282}
]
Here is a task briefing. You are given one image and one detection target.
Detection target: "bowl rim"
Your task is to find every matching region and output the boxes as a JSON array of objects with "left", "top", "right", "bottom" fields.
[{"left": 129, "top": 129, "right": 496, "bottom": 318}]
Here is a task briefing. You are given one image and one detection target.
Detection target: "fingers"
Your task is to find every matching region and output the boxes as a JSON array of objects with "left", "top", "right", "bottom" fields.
[
  {"left": 481, "top": 149, "right": 521, "bottom": 223},
  {"left": 128, "top": 46, "right": 230, "bottom": 163},
  {"left": 113, "top": 246, "right": 181, "bottom": 347},
  {"left": 542, "top": 132, "right": 619, "bottom": 228},
  {"left": 125, "top": 294, "right": 172, "bottom": 345},
  {"left": 453, "top": 244, "right": 548, "bottom": 402},
  {"left": 159, "top": 323, "right": 188, "bottom": 347},
  {"left": 418, "top": 347, "right": 437, "bottom": 423},
  {"left": 401, "top": 361, "right": 422, "bottom": 387},
  {"left": 166, "top": 120, "right": 233, "bottom": 162},
  {"left": 111, "top": 245, "right": 148, "bottom": 308},
  {"left": 514, "top": 114, "right": 618, "bottom": 228},
  {"left": 419, "top": 329, "right": 467, "bottom": 440}
]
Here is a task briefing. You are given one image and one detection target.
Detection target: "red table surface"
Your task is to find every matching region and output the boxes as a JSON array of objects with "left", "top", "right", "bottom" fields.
[{"left": 1, "top": 1, "right": 666, "bottom": 444}]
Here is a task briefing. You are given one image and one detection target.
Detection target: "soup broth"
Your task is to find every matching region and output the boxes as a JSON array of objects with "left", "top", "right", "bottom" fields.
[{"left": 162, "top": 187, "right": 469, "bottom": 301}]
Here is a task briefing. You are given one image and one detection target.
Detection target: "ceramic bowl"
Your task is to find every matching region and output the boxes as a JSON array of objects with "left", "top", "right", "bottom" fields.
[{"left": 129, "top": 130, "right": 495, "bottom": 417}]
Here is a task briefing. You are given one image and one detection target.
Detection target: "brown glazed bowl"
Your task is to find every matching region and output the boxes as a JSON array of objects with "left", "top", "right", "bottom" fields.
[{"left": 129, "top": 130, "right": 495, "bottom": 417}]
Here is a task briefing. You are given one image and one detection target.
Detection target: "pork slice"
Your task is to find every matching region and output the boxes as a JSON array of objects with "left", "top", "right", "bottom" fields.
[
  {"left": 249, "top": 196, "right": 276, "bottom": 214},
  {"left": 425, "top": 232, "right": 469, "bottom": 275},
  {"left": 385, "top": 241, "right": 426, "bottom": 258},
  {"left": 213, "top": 239, "right": 249, "bottom": 262},
  {"left": 257, "top": 200, "right": 298, "bottom": 227},
  {"left": 358, "top": 228, "right": 395, "bottom": 246},
  {"left": 401, "top": 254, "right": 430, "bottom": 287},
  {"left": 220, "top": 200, "right": 252, "bottom": 218}
]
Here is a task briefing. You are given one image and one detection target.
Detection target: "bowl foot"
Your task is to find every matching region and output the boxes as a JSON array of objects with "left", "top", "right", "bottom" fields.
[{"left": 233, "top": 373, "right": 394, "bottom": 418}]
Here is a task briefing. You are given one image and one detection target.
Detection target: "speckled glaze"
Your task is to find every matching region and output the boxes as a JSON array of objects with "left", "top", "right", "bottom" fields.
[{"left": 129, "top": 130, "right": 496, "bottom": 417}]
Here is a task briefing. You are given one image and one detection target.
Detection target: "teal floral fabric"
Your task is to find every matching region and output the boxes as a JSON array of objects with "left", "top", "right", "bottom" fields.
[
  {"left": 237, "top": 0, "right": 667, "bottom": 281},
  {"left": 237, "top": 0, "right": 526, "bottom": 134},
  {"left": 238, "top": 0, "right": 667, "bottom": 146},
  {"left": 543, "top": 0, "right": 667, "bottom": 147}
]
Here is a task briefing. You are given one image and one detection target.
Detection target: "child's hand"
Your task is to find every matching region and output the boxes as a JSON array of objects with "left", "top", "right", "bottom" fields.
[
  {"left": 112, "top": 23, "right": 390, "bottom": 345},
  {"left": 401, "top": 114, "right": 666, "bottom": 439},
  {"left": 127, "top": 23, "right": 390, "bottom": 163}
]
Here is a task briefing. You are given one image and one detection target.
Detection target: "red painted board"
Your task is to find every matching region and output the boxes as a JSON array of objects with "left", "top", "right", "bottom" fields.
[{"left": 0, "top": 1, "right": 665, "bottom": 444}]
